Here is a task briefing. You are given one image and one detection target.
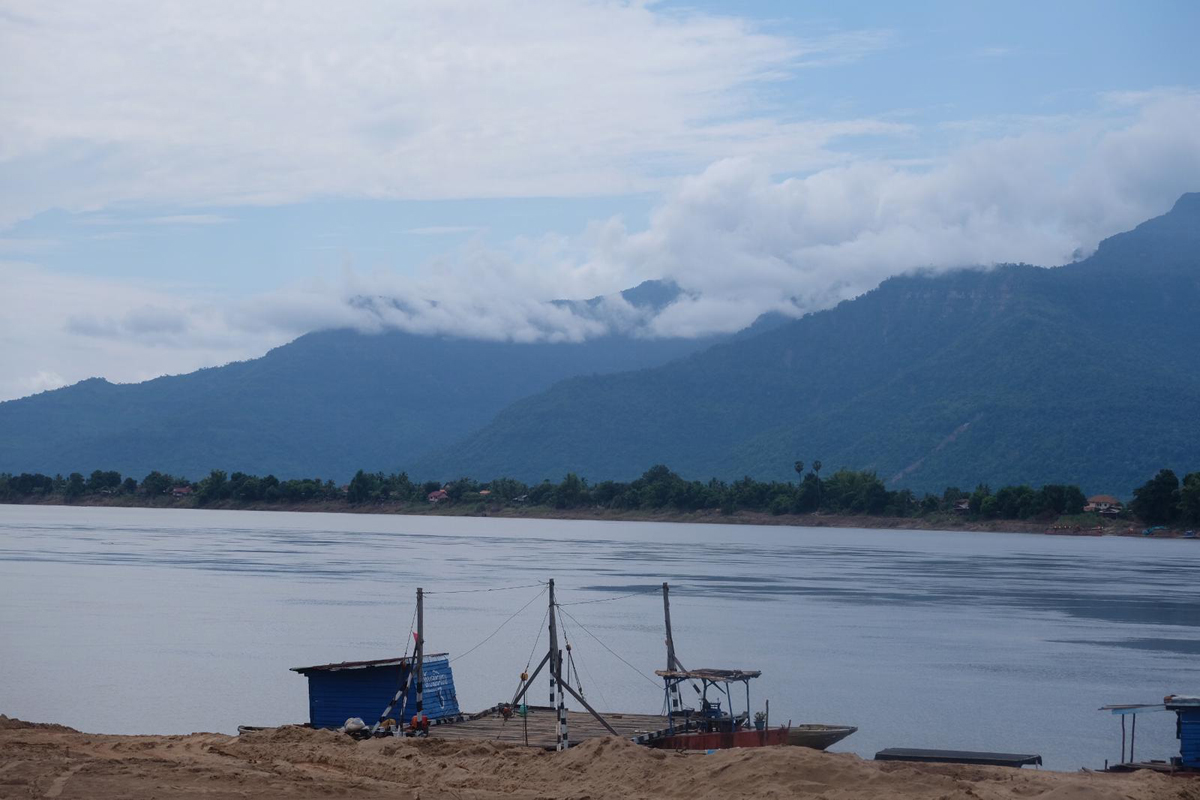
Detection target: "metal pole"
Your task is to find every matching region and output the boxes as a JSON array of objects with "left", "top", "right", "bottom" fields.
[
  {"left": 416, "top": 587, "right": 424, "bottom": 723},
  {"left": 512, "top": 652, "right": 550, "bottom": 706},
  {"left": 663, "top": 582, "right": 677, "bottom": 670},
  {"left": 559, "top": 681, "right": 618, "bottom": 735},
  {"left": 1121, "top": 715, "right": 1126, "bottom": 763},
  {"left": 663, "top": 582, "right": 683, "bottom": 723},
  {"left": 547, "top": 579, "right": 567, "bottom": 751},
  {"left": 1131, "top": 713, "right": 1136, "bottom": 763}
]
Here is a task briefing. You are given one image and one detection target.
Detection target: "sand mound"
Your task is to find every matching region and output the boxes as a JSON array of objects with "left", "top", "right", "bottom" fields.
[
  {"left": 0, "top": 714, "right": 76, "bottom": 732},
  {"left": 1, "top": 720, "right": 1195, "bottom": 799},
  {"left": 236, "top": 724, "right": 356, "bottom": 747}
]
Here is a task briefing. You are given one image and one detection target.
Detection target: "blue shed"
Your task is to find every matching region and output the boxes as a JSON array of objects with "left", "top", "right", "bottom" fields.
[
  {"left": 291, "top": 654, "right": 461, "bottom": 729},
  {"left": 1165, "top": 695, "right": 1200, "bottom": 769}
]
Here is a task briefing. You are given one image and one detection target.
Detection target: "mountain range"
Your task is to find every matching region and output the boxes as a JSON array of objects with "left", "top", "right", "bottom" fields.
[
  {"left": 0, "top": 282, "right": 719, "bottom": 480},
  {"left": 3, "top": 195, "right": 1199, "bottom": 495}
]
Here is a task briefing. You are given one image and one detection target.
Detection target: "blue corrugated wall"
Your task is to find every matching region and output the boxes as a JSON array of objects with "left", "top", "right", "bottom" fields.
[
  {"left": 1180, "top": 709, "right": 1200, "bottom": 768},
  {"left": 303, "top": 656, "right": 460, "bottom": 729}
]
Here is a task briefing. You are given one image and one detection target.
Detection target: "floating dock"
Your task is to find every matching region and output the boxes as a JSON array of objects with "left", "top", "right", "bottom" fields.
[
  {"left": 429, "top": 705, "right": 673, "bottom": 749},
  {"left": 875, "top": 748, "right": 1043, "bottom": 768}
]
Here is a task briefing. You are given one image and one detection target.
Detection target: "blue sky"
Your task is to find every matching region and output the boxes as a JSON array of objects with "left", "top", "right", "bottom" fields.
[{"left": 1, "top": 1, "right": 1199, "bottom": 399}]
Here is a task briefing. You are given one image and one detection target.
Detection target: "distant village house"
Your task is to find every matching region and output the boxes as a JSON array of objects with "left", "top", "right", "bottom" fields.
[
  {"left": 427, "top": 489, "right": 449, "bottom": 503},
  {"left": 171, "top": 486, "right": 193, "bottom": 498},
  {"left": 1084, "top": 494, "right": 1123, "bottom": 516}
]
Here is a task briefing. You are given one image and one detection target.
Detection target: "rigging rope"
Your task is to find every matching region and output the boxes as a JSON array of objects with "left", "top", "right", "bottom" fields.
[
  {"left": 558, "top": 614, "right": 585, "bottom": 699},
  {"left": 569, "top": 629, "right": 611, "bottom": 712},
  {"left": 526, "top": 605, "right": 549, "bottom": 671},
  {"left": 401, "top": 603, "right": 418, "bottom": 661},
  {"left": 556, "top": 586, "right": 663, "bottom": 606},
  {"left": 425, "top": 581, "right": 546, "bottom": 596},
  {"left": 449, "top": 586, "right": 547, "bottom": 664},
  {"left": 556, "top": 606, "right": 662, "bottom": 689}
]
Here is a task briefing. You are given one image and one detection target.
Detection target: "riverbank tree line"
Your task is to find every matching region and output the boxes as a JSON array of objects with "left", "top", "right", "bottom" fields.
[{"left": 2, "top": 464, "right": 1198, "bottom": 526}]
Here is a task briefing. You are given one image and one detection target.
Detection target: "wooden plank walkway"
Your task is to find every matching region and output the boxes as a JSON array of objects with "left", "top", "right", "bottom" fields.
[{"left": 430, "top": 706, "right": 671, "bottom": 749}]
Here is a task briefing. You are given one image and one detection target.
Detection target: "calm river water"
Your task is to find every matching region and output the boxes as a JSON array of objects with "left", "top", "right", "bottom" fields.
[{"left": 1, "top": 505, "right": 1197, "bottom": 769}]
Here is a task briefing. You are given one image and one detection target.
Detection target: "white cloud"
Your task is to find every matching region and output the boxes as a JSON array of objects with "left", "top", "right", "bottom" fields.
[
  {"left": 573, "top": 90, "right": 1200, "bottom": 335},
  {"left": 2, "top": 91, "right": 1198, "bottom": 402},
  {"left": 12, "top": 370, "right": 66, "bottom": 396},
  {"left": 0, "top": 1, "right": 893, "bottom": 228},
  {"left": 0, "top": 261, "right": 295, "bottom": 402}
]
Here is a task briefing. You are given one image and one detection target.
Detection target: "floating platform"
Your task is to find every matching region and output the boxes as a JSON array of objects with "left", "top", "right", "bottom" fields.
[
  {"left": 1104, "top": 760, "right": 1200, "bottom": 775},
  {"left": 875, "top": 748, "right": 1043, "bottom": 768},
  {"left": 430, "top": 705, "right": 674, "bottom": 750}
]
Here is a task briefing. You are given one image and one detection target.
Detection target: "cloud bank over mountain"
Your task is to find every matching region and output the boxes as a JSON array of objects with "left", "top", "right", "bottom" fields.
[{"left": 2, "top": 2, "right": 1199, "bottom": 400}]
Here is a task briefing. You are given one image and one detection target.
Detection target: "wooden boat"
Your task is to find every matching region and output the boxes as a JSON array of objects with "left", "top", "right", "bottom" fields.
[
  {"left": 651, "top": 726, "right": 790, "bottom": 750},
  {"left": 787, "top": 723, "right": 858, "bottom": 750},
  {"left": 653, "top": 668, "right": 783, "bottom": 749},
  {"left": 649, "top": 586, "right": 857, "bottom": 752}
]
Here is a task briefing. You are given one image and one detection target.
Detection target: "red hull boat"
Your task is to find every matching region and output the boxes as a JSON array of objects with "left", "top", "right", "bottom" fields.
[{"left": 651, "top": 726, "right": 791, "bottom": 750}]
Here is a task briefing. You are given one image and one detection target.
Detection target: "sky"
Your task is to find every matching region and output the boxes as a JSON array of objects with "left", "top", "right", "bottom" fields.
[{"left": 2, "top": 0, "right": 1199, "bottom": 401}]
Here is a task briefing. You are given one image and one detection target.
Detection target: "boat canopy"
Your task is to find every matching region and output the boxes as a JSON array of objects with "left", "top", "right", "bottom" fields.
[{"left": 655, "top": 668, "right": 761, "bottom": 682}]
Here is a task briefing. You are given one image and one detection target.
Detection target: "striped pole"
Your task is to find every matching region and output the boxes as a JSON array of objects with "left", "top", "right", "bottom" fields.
[
  {"left": 547, "top": 579, "right": 566, "bottom": 751},
  {"left": 370, "top": 667, "right": 412, "bottom": 735},
  {"left": 558, "top": 649, "right": 568, "bottom": 749},
  {"left": 415, "top": 587, "right": 424, "bottom": 725}
]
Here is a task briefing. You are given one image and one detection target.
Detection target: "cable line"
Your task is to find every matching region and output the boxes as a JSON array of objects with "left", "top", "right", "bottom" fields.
[
  {"left": 449, "top": 586, "right": 547, "bottom": 664},
  {"left": 426, "top": 581, "right": 546, "bottom": 596},
  {"left": 401, "top": 603, "right": 418, "bottom": 660},
  {"left": 556, "top": 586, "right": 662, "bottom": 606},
  {"left": 526, "top": 605, "right": 550, "bottom": 671},
  {"left": 556, "top": 606, "right": 661, "bottom": 689},
  {"left": 569, "top": 630, "right": 611, "bottom": 712}
]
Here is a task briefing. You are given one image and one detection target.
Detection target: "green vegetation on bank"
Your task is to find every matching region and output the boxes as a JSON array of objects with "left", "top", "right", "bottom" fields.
[{"left": 3, "top": 464, "right": 1198, "bottom": 527}]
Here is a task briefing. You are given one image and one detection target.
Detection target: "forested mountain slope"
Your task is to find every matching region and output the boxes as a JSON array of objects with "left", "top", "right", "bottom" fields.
[
  {"left": 0, "top": 281, "right": 719, "bottom": 479},
  {"left": 417, "top": 195, "right": 1200, "bottom": 495}
]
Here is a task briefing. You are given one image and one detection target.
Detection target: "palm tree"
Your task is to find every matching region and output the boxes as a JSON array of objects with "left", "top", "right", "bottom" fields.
[{"left": 812, "top": 460, "right": 822, "bottom": 511}]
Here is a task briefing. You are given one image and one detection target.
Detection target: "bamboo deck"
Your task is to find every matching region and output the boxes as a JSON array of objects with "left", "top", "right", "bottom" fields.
[{"left": 430, "top": 706, "right": 671, "bottom": 749}]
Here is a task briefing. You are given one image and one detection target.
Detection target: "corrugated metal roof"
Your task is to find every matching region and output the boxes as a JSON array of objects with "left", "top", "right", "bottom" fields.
[
  {"left": 654, "top": 668, "right": 761, "bottom": 682},
  {"left": 291, "top": 653, "right": 449, "bottom": 674}
]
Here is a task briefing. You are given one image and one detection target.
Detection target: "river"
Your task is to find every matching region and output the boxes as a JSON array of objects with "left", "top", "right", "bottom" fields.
[{"left": 1, "top": 504, "right": 1197, "bottom": 769}]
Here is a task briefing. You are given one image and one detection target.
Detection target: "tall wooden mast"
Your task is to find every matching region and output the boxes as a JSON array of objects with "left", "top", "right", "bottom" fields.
[{"left": 663, "top": 582, "right": 683, "bottom": 718}]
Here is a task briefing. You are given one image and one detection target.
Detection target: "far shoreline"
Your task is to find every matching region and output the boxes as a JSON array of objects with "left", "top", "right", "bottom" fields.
[{"left": 4, "top": 496, "right": 1193, "bottom": 539}]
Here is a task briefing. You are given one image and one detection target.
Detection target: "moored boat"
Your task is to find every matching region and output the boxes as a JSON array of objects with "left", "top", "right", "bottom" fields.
[
  {"left": 787, "top": 723, "right": 858, "bottom": 750},
  {"left": 652, "top": 726, "right": 790, "bottom": 750}
]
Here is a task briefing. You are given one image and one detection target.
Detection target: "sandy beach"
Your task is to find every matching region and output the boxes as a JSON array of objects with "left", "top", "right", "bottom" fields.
[{"left": 2, "top": 717, "right": 1195, "bottom": 800}]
